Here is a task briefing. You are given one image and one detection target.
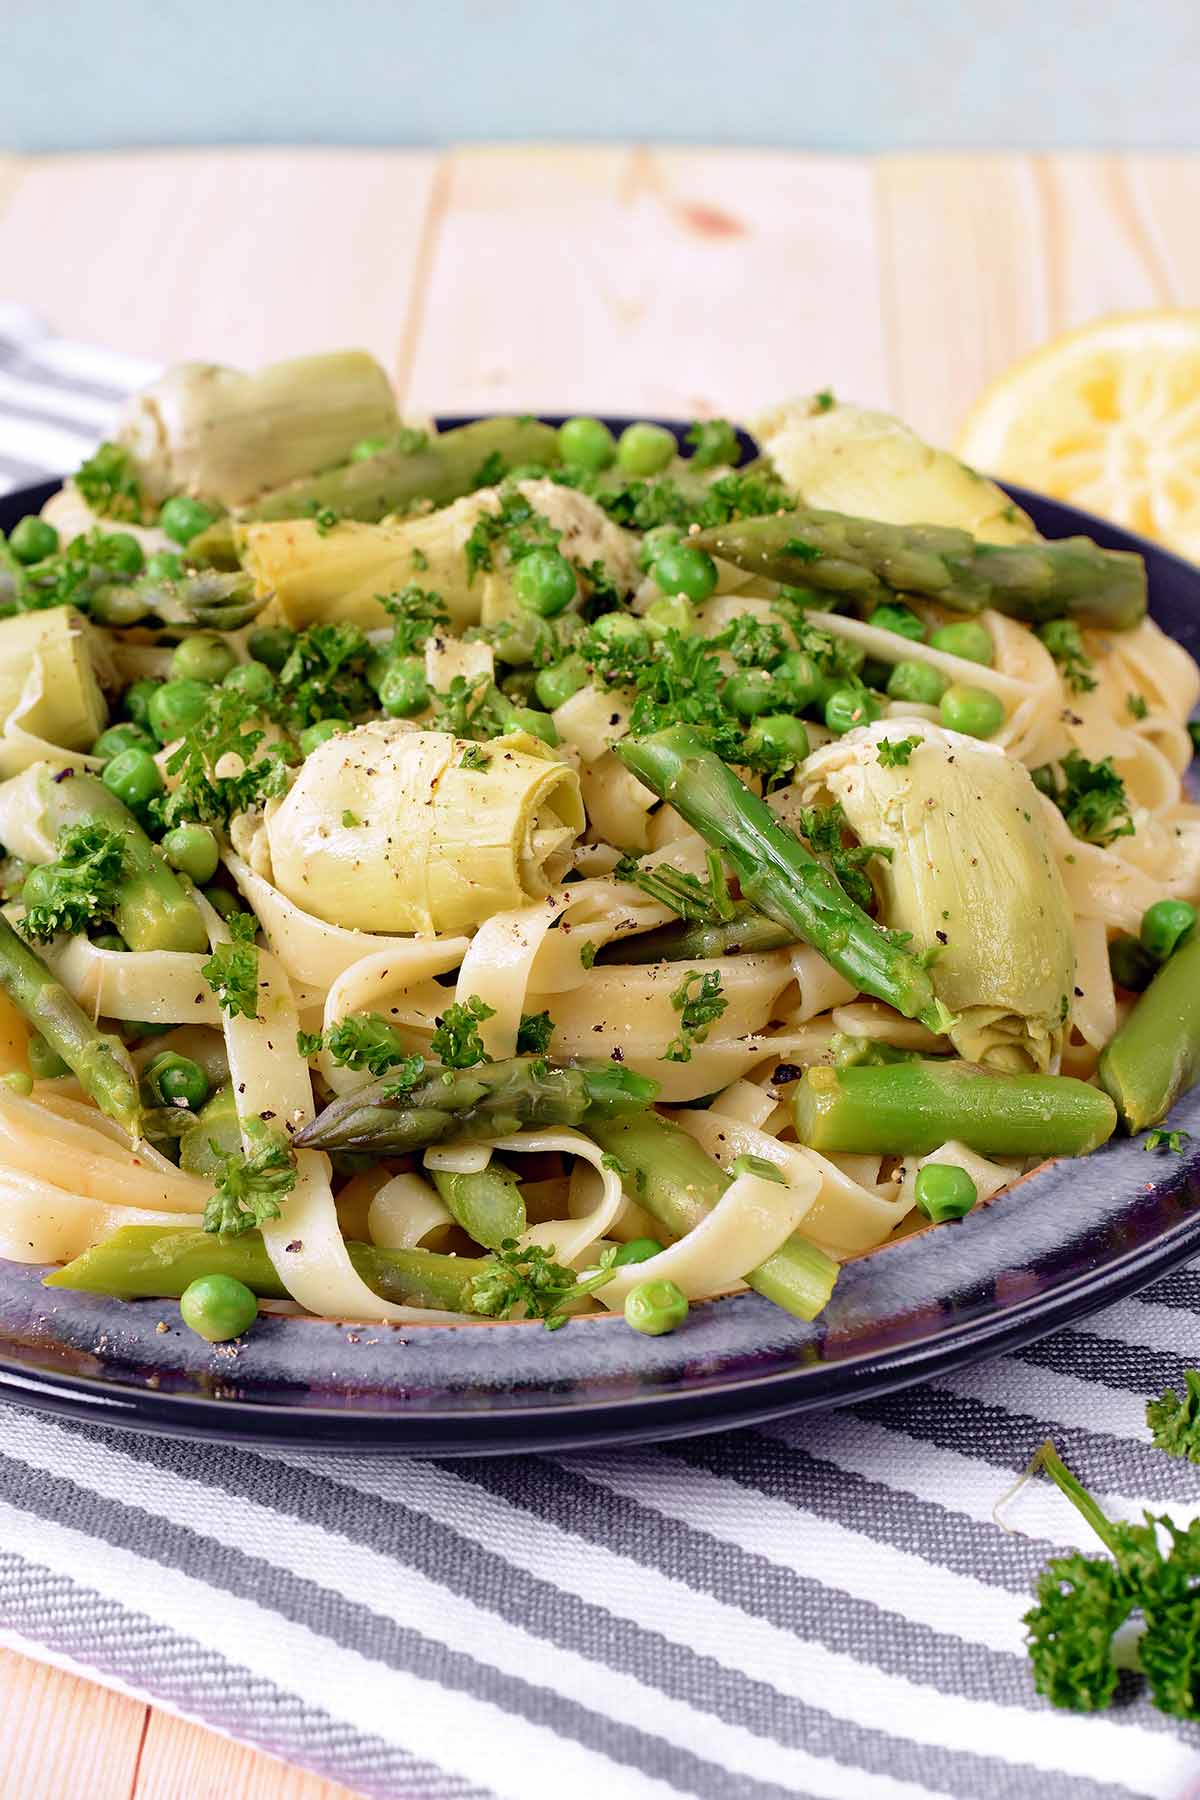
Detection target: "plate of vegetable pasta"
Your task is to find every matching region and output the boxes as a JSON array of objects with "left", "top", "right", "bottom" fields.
[{"left": 0, "top": 353, "right": 1198, "bottom": 1453}]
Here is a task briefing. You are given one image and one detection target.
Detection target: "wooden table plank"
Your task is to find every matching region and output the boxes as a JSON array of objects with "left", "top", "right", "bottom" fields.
[
  {"left": 0, "top": 1646, "right": 148, "bottom": 1800},
  {"left": 135, "top": 1707, "right": 359, "bottom": 1799},
  {"left": 0, "top": 148, "right": 441, "bottom": 373},
  {"left": 403, "top": 146, "right": 888, "bottom": 418}
]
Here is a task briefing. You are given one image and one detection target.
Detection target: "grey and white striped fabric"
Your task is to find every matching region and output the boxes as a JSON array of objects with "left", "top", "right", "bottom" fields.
[{"left": 2, "top": 315, "right": 1200, "bottom": 1800}]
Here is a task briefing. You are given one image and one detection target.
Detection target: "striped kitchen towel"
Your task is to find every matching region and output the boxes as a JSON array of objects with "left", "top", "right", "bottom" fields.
[{"left": 1, "top": 314, "right": 1200, "bottom": 1800}]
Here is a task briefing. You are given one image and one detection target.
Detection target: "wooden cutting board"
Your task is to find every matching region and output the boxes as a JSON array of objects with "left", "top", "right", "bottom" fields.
[{"left": 0, "top": 142, "right": 1197, "bottom": 1800}]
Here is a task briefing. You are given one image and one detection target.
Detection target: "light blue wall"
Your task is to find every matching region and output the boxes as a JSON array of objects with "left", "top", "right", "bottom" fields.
[{"left": 4, "top": 0, "right": 1198, "bottom": 152}]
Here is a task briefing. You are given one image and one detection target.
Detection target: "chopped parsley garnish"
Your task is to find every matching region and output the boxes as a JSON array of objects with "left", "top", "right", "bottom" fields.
[
  {"left": 204, "top": 1128, "right": 297, "bottom": 1236},
  {"left": 1038, "top": 619, "right": 1097, "bottom": 695},
  {"left": 471, "top": 449, "right": 507, "bottom": 489},
  {"left": 74, "top": 442, "right": 143, "bottom": 522},
  {"left": 567, "top": 466, "right": 790, "bottom": 534},
  {"left": 578, "top": 940, "right": 597, "bottom": 970},
  {"left": 463, "top": 486, "right": 560, "bottom": 580},
  {"left": 663, "top": 969, "right": 727, "bottom": 1062},
  {"left": 277, "top": 621, "right": 373, "bottom": 728},
  {"left": 379, "top": 1054, "right": 428, "bottom": 1100},
  {"left": 429, "top": 995, "right": 495, "bottom": 1068},
  {"left": 379, "top": 584, "right": 449, "bottom": 655},
  {"left": 321, "top": 1013, "right": 420, "bottom": 1077},
  {"left": 516, "top": 1010, "right": 555, "bottom": 1055},
  {"left": 1147, "top": 1370, "right": 1200, "bottom": 1462},
  {"left": 306, "top": 501, "right": 340, "bottom": 536},
  {"left": 684, "top": 418, "right": 742, "bottom": 471},
  {"left": 1032, "top": 752, "right": 1134, "bottom": 847},
  {"left": 200, "top": 912, "right": 260, "bottom": 1020},
  {"left": 469, "top": 1238, "right": 618, "bottom": 1330},
  {"left": 782, "top": 537, "right": 822, "bottom": 563},
  {"left": 798, "top": 802, "right": 891, "bottom": 910},
  {"left": 1144, "top": 1127, "right": 1191, "bottom": 1155},
  {"left": 341, "top": 810, "right": 361, "bottom": 827},
  {"left": 614, "top": 848, "right": 734, "bottom": 924},
  {"left": 20, "top": 822, "right": 127, "bottom": 942},
  {"left": 459, "top": 744, "right": 491, "bottom": 771},
  {"left": 296, "top": 1029, "right": 323, "bottom": 1059},
  {"left": 157, "top": 686, "right": 289, "bottom": 829},
  {"left": 1126, "top": 692, "right": 1149, "bottom": 720},
  {"left": 718, "top": 613, "right": 788, "bottom": 670},
  {"left": 814, "top": 389, "right": 835, "bottom": 412},
  {"left": 876, "top": 735, "right": 919, "bottom": 768}
]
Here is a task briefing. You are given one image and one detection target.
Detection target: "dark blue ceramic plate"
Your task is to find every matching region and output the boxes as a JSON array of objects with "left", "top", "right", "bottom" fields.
[{"left": 1, "top": 426, "right": 1198, "bottom": 1456}]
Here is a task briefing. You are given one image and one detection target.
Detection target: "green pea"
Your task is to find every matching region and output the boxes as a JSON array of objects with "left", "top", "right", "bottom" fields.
[
  {"left": 624, "top": 1277, "right": 689, "bottom": 1336},
  {"left": 616, "top": 422, "right": 676, "bottom": 477},
  {"left": 513, "top": 548, "right": 578, "bottom": 618},
  {"left": 511, "top": 706, "right": 559, "bottom": 747},
  {"left": 247, "top": 625, "right": 296, "bottom": 671},
  {"left": 887, "top": 659, "right": 947, "bottom": 706},
  {"left": 777, "top": 650, "right": 822, "bottom": 710},
  {"left": 147, "top": 1051, "right": 210, "bottom": 1112},
  {"left": 222, "top": 661, "right": 276, "bottom": 705},
  {"left": 1, "top": 1070, "right": 34, "bottom": 1096},
  {"left": 723, "top": 670, "right": 779, "bottom": 718},
  {"left": 170, "top": 632, "right": 238, "bottom": 685},
  {"left": 8, "top": 516, "right": 59, "bottom": 564},
  {"left": 1108, "top": 932, "right": 1155, "bottom": 993},
  {"left": 100, "top": 532, "right": 144, "bottom": 576},
  {"left": 148, "top": 678, "right": 210, "bottom": 743},
  {"left": 179, "top": 1273, "right": 258, "bottom": 1343},
  {"left": 89, "top": 583, "right": 152, "bottom": 628},
  {"left": 534, "top": 656, "right": 588, "bottom": 711},
  {"left": 159, "top": 496, "right": 218, "bottom": 547},
  {"left": 200, "top": 885, "right": 245, "bottom": 921},
  {"left": 101, "top": 747, "right": 163, "bottom": 809},
  {"left": 652, "top": 543, "right": 718, "bottom": 603},
  {"left": 744, "top": 713, "right": 810, "bottom": 765},
  {"left": 298, "top": 718, "right": 346, "bottom": 756},
  {"left": 91, "top": 933, "right": 127, "bottom": 952},
  {"left": 824, "top": 686, "right": 882, "bottom": 735},
  {"left": 93, "top": 722, "right": 155, "bottom": 762},
  {"left": 612, "top": 1237, "right": 664, "bottom": 1266},
  {"left": 379, "top": 658, "right": 430, "bottom": 719},
  {"left": 939, "top": 683, "right": 1005, "bottom": 739},
  {"left": 144, "top": 549, "right": 185, "bottom": 581},
  {"left": 591, "top": 612, "right": 649, "bottom": 652},
  {"left": 638, "top": 524, "right": 683, "bottom": 573},
  {"left": 122, "top": 678, "right": 160, "bottom": 729},
  {"left": 870, "top": 603, "right": 925, "bottom": 642},
  {"left": 558, "top": 416, "right": 616, "bottom": 472},
  {"left": 643, "top": 595, "right": 696, "bottom": 641},
  {"left": 914, "top": 1162, "right": 978, "bottom": 1223},
  {"left": 27, "top": 1032, "right": 69, "bottom": 1080},
  {"left": 1140, "top": 898, "right": 1197, "bottom": 963},
  {"left": 162, "top": 823, "right": 220, "bottom": 885},
  {"left": 18, "top": 865, "right": 56, "bottom": 912},
  {"left": 929, "top": 620, "right": 994, "bottom": 666}
]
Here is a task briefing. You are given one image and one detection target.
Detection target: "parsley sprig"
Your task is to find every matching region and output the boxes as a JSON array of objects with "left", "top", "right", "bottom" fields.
[
  {"left": 469, "top": 1239, "right": 618, "bottom": 1329},
  {"left": 663, "top": 970, "right": 727, "bottom": 1062},
  {"left": 200, "top": 913, "right": 260, "bottom": 1020},
  {"left": 1032, "top": 751, "right": 1134, "bottom": 846},
  {"left": 204, "top": 1129, "right": 298, "bottom": 1237},
  {"left": 1038, "top": 619, "right": 1097, "bottom": 694},
  {"left": 157, "top": 686, "right": 289, "bottom": 830},
  {"left": 20, "top": 822, "right": 127, "bottom": 942},
  {"left": 429, "top": 996, "right": 496, "bottom": 1069},
  {"left": 74, "top": 442, "right": 143, "bottom": 522},
  {"left": 798, "top": 802, "right": 892, "bottom": 911}
]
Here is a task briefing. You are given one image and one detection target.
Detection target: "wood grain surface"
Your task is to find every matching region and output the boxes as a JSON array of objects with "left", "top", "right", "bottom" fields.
[{"left": 0, "top": 141, "right": 1196, "bottom": 1800}]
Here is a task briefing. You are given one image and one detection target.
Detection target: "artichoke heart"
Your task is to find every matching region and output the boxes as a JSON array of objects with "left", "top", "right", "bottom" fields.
[
  {"left": 802, "top": 721, "right": 1074, "bottom": 1072},
  {"left": 262, "top": 721, "right": 584, "bottom": 934},
  {"left": 117, "top": 351, "right": 399, "bottom": 507},
  {"left": 752, "top": 398, "right": 1036, "bottom": 543},
  {"left": 241, "top": 478, "right": 636, "bottom": 633}
]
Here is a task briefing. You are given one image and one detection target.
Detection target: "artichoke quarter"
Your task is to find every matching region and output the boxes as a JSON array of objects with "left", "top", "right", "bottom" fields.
[
  {"left": 801, "top": 721, "right": 1074, "bottom": 1072},
  {"left": 261, "top": 721, "right": 584, "bottom": 934}
]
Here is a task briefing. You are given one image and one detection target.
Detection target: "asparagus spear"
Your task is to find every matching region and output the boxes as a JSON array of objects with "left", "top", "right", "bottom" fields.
[
  {"left": 432, "top": 1164, "right": 525, "bottom": 1250},
  {"left": 43, "top": 1223, "right": 483, "bottom": 1312},
  {"left": 616, "top": 726, "right": 953, "bottom": 1034},
  {"left": 589, "top": 1111, "right": 838, "bottom": 1320},
  {"left": 294, "top": 1057, "right": 658, "bottom": 1154},
  {"left": 0, "top": 913, "right": 141, "bottom": 1135},
  {"left": 238, "top": 417, "right": 562, "bottom": 524},
  {"left": 605, "top": 904, "right": 795, "bottom": 965},
  {"left": 1098, "top": 934, "right": 1200, "bottom": 1133},
  {"left": 27, "top": 767, "right": 206, "bottom": 954},
  {"left": 792, "top": 1059, "right": 1117, "bottom": 1157},
  {"left": 693, "top": 506, "right": 1146, "bottom": 629}
]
